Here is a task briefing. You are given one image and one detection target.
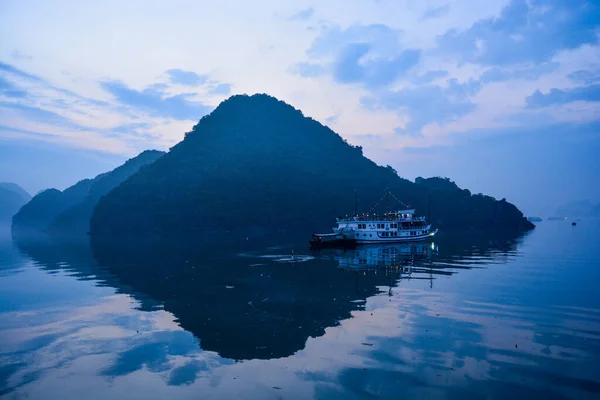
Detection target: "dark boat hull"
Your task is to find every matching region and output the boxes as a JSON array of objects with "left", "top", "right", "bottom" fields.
[{"left": 309, "top": 234, "right": 357, "bottom": 249}]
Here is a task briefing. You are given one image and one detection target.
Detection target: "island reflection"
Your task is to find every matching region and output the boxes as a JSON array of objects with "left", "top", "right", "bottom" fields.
[{"left": 13, "top": 232, "right": 523, "bottom": 361}]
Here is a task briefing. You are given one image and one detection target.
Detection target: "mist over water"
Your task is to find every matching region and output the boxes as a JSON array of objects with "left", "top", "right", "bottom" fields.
[{"left": 1, "top": 220, "right": 599, "bottom": 399}]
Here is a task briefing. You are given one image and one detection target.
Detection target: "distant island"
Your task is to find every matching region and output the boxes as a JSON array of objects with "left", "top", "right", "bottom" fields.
[
  {"left": 554, "top": 200, "right": 600, "bottom": 219},
  {"left": 0, "top": 183, "right": 31, "bottom": 226},
  {"left": 12, "top": 150, "right": 164, "bottom": 237},
  {"left": 88, "top": 94, "right": 534, "bottom": 236}
]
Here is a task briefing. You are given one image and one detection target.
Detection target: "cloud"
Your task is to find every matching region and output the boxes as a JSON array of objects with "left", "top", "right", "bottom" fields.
[
  {"left": 367, "top": 77, "right": 484, "bottom": 133},
  {"left": 334, "top": 44, "right": 420, "bottom": 87},
  {"left": 0, "top": 76, "right": 27, "bottom": 98},
  {"left": 421, "top": 5, "right": 450, "bottom": 20},
  {"left": 568, "top": 70, "right": 600, "bottom": 85},
  {"left": 289, "top": 7, "right": 314, "bottom": 21},
  {"left": 209, "top": 83, "right": 232, "bottom": 95},
  {"left": 332, "top": 43, "right": 371, "bottom": 83},
  {"left": 325, "top": 114, "right": 338, "bottom": 124},
  {"left": 0, "top": 61, "right": 108, "bottom": 108},
  {"left": 0, "top": 61, "right": 234, "bottom": 156},
  {"left": 0, "top": 101, "right": 79, "bottom": 128},
  {"left": 394, "top": 126, "right": 423, "bottom": 138},
  {"left": 480, "top": 62, "right": 560, "bottom": 83},
  {"left": 362, "top": 83, "right": 477, "bottom": 134},
  {"left": 0, "top": 61, "right": 43, "bottom": 82},
  {"left": 308, "top": 24, "right": 402, "bottom": 59},
  {"left": 412, "top": 70, "right": 448, "bottom": 85},
  {"left": 291, "top": 62, "right": 325, "bottom": 78},
  {"left": 436, "top": 0, "right": 600, "bottom": 66},
  {"left": 165, "top": 69, "right": 207, "bottom": 86},
  {"left": 11, "top": 49, "right": 33, "bottom": 61},
  {"left": 100, "top": 80, "right": 212, "bottom": 120},
  {"left": 304, "top": 24, "right": 420, "bottom": 88},
  {"left": 526, "top": 85, "right": 600, "bottom": 108}
]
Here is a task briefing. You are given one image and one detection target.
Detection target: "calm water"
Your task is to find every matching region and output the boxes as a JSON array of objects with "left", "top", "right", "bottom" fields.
[{"left": 1, "top": 221, "right": 599, "bottom": 399}]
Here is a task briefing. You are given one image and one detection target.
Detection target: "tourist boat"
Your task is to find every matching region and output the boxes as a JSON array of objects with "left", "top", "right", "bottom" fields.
[{"left": 310, "top": 190, "right": 438, "bottom": 247}]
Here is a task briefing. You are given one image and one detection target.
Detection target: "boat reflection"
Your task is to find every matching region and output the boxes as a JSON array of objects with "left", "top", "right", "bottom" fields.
[
  {"left": 316, "top": 242, "right": 453, "bottom": 292},
  {"left": 333, "top": 242, "right": 437, "bottom": 271}
]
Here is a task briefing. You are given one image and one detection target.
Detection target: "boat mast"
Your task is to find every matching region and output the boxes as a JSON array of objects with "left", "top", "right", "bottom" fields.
[
  {"left": 354, "top": 190, "right": 357, "bottom": 217},
  {"left": 385, "top": 188, "right": 389, "bottom": 215}
]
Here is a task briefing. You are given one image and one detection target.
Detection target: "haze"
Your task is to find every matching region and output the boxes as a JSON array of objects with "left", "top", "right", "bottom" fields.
[{"left": 1, "top": 0, "right": 599, "bottom": 216}]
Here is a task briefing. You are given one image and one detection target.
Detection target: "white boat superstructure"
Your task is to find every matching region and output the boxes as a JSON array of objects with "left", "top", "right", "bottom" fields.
[
  {"left": 310, "top": 189, "right": 438, "bottom": 247},
  {"left": 334, "top": 208, "right": 438, "bottom": 243}
]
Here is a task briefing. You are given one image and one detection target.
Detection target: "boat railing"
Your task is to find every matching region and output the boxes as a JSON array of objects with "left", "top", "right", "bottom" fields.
[{"left": 336, "top": 216, "right": 427, "bottom": 223}]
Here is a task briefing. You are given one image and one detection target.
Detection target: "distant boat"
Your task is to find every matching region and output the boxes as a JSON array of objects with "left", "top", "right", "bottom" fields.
[
  {"left": 547, "top": 216, "right": 567, "bottom": 221},
  {"left": 527, "top": 217, "right": 543, "bottom": 222}
]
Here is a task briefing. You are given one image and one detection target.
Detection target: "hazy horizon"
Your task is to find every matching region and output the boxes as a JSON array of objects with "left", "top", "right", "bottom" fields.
[{"left": 1, "top": 0, "right": 599, "bottom": 217}]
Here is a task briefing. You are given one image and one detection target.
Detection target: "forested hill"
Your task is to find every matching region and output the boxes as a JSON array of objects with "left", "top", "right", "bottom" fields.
[
  {"left": 90, "top": 94, "right": 534, "bottom": 235},
  {"left": 12, "top": 150, "right": 164, "bottom": 236},
  {"left": 0, "top": 183, "right": 31, "bottom": 225}
]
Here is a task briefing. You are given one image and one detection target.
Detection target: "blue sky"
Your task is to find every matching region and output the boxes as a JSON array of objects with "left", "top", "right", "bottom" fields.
[{"left": 0, "top": 0, "right": 599, "bottom": 215}]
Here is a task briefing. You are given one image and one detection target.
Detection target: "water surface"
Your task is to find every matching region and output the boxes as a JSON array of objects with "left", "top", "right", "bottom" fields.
[{"left": 1, "top": 221, "right": 599, "bottom": 399}]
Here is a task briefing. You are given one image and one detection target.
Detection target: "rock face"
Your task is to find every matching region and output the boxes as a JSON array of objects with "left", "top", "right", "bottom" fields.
[
  {"left": 12, "top": 150, "right": 164, "bottom": 236},
  {"left": 90, "top": 94, "right": 534, "bottom": 236},
  {"left": 0, "top": 183, "right": 31, "bottom": 225}
]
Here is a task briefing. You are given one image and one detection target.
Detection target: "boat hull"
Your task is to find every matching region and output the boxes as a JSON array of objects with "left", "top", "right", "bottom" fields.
[
  {"left": 355, "top": 229, "right": 438, "bottom": 244},
  {"left": 309, "top": 233, "right": 357, "bottom": 248}
]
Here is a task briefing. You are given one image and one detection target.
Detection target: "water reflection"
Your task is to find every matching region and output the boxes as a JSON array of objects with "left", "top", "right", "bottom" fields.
[
  {"left": 4, "top": 226, "right": 599, "bottom": 399},
  {"left": 11, "top": 233, "right": 522, "bottom": 363}
]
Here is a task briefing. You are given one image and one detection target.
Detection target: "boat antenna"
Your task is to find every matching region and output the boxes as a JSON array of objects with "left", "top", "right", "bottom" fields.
[
  {"left": 385, "top": 187, "right": 389, "bottom": 214},
  {"left": 354, "top": 189, "right": 357, "bottom": 217}
]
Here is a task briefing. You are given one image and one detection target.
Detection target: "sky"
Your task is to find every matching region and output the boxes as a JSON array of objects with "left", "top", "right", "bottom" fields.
[{"left": 0, "top": 0, "right": 599, "bottom": 215}]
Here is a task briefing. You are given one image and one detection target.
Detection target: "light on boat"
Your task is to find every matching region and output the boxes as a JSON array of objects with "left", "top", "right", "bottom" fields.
[{"left": 431, "top": 242, "right": 435, "bottom": 250}]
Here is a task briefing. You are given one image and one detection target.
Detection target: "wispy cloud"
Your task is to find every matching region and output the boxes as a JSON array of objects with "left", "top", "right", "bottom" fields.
[
  {"left": 568, "top": 70, "right": 600, "bottom": 85},
  {"left": 363, "top": 82, "right": 477, "bottom": 135},
  {"left": 0, "top": 61, "right": 228, "bottom": 155},
  {"left": 303, "top": 24, "right": 420, "bottom": 88},
  {"left": 100, "top": 80, "right": 212, "bottom": 120},
  {"left": 165, "top": 69, "right": 207, "bottom": 86},
  {"left": 209, "top": 83, "right": 232, "bottom": 95},
  {"left": 290, "top": 62, "right": 325, "bottom": 78},
  {"left": 421, "top": 5, "right": 450, "bottom": 20},
  {"left": 0, "top": 61, "right": 43, "bottom": 82},
  {"left": 11, "top": 49, "right": 33, "bottom": 61},
  {"left": 526, "top": 85, "right": 600, "bottom": 108},
  {"left": 289, "top": 7, "right": 314, "bottom": 21},
  {"left": 412, "top": 70, "right": 448, "bottom": 85},
  {"left": 325, "top": 114, "right": 338, "bottom": 124},
  {"left": 436, "top": 1, "right": 600, "bottom": 66},
  {"left": 0, "top": 76, "right": 27, "bottom": 98}
]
